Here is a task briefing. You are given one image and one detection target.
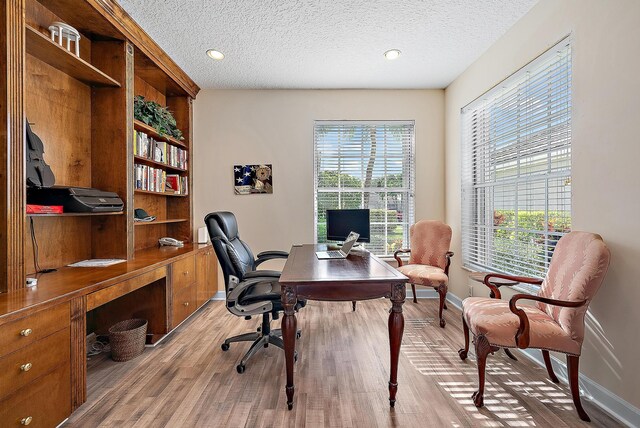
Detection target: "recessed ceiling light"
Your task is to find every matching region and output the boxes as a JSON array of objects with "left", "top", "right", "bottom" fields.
[
  {"left": 384, "top": 49, "right": 401, "bottom": 60},
  {"left": 206, "top": 49, "right": 225, "bottom": 60}
]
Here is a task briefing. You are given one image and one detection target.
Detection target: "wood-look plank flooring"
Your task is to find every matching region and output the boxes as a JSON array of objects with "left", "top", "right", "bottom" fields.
[{"left": 66, "top": 299, "right": 622, "bottom": 427}]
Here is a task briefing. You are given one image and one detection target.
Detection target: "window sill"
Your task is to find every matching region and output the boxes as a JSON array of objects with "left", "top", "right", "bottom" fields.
[{"left": 463, "top": 266, "right": 539, "bottom": 295}]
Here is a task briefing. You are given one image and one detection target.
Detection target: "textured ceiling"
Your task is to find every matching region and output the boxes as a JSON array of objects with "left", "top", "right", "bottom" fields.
[{"left": 118, "top": 0, "right": 538, "bottom": 89}]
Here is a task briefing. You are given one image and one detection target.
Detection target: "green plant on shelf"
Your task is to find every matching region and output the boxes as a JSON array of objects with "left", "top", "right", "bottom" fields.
[{"left": 134, "top": 95, "right": 184, "bottom": 141}]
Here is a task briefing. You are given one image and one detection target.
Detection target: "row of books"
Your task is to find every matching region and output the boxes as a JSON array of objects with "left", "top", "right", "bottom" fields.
[
  {"left": 134, "top": 130, "right": 188, "bottom": 170},
  {"left": 134, "top": 164, "right": 188, "bottom": 195}
]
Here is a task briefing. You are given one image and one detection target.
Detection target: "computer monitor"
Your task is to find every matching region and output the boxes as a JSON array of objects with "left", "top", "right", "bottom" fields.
[{"left": 326, "top": 209, "right": 370, "bottom": 243}]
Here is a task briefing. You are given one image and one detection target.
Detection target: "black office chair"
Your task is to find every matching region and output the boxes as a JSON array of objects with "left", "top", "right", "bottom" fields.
[{"left": 205, "top": 211, "right": 304, "bottom": 373}]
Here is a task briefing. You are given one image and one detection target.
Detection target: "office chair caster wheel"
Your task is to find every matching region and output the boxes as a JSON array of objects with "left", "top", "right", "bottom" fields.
[
  {"left": 236, "top": 364, "right": 246, "bottom": 374},
  {"left": 294, "top": 351, "right": 298, "bottom": 362},
  {"left": 264, "top": 343, "right": 269, "bottom": 348},
  {"left": 221, "top": 343, "right": 230, "bottom": 351},
  {"left": 296, "top": 331, "right": 302, "bottom": 339}
]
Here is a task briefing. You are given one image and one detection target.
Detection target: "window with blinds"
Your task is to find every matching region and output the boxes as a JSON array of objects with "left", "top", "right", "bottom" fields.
[
  {"left": 461, "top": 39, "right": 572, "bottom": 286},
  {"left": 314, "top": 121, "right": 415, "bottom": 256}
]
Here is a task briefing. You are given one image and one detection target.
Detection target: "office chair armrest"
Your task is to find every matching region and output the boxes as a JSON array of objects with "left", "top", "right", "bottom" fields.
[
  {"left": 244, "top": 270, "right": 281, "bottom": 279},
  {"left": 393, "top": 249, "right": 411, "bottom": 267},
  {"left": 508, "top": 293, "right": 586, "bottom": 349},
  {"left": 482, "top": 273, "right": 543, "bottom": 299},
  {"left": 256, "top": 250, "right": 289, "bottom": 259},
  {"left": 228, "top": 300, "right": 275, "bottom": 317},
  {"left": 228, "top": 275, "right": 279, "bottom": 301},
  {"left": 254, "top": 250, "right": 289, "bottom": 268}
]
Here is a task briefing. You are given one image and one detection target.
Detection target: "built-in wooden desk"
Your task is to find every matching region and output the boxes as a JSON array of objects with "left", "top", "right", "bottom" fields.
[
  {"left": 1, "top": 244, "right": 202, "bottom": 319},
  {"left": 0, "top": 244, "right": 218, "bottom": 424}
]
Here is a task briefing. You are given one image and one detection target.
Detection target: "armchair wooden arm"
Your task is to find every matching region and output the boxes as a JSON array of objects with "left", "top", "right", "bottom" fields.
[
  {"left": 483, "top": 273, "right": 543, "bottom": 299},
  {"left": 509, "top": 294, "right": 587, "bottom": 349},
  {"left": 393, "top": 249, "right": 411, "bottom": 267},
  {"left": 444, "top": 251, "right": 454, "bottom": 275}
]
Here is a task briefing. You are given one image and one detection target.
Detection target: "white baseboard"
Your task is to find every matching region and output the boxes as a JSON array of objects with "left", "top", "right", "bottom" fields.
[
  {"left": 407, "top": 289, "right": 438, "bottom": 299},
  {"left": 446, "top": 292, "right": 464, "bottom": 310},
  {"left": 211, "top": 291, "right": 226, "bottom": 301},
  {"left": 445, "top": 292, "right": 639, "bottom": 427}
]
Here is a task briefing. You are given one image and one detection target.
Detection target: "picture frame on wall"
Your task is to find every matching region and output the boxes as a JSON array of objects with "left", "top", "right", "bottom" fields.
[{"left": 234, "top": 164, "right": 273, "bottom": 195}]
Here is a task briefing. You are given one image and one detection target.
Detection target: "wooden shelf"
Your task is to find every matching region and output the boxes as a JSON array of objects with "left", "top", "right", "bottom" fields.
[
  {"left": 134, "top": 189, "right": 188, "bottom": 197},
  {"left": 25, "top": 26, "right": 120, "bottom": 88},
  {"left": 134, "top": 218, "right": 188, "bottom": 226},
  {"left": 27, "top": 212, "right": 124, "bottom": 217},
  {"left": 134, "top": 120, "right": 188, "bottom": 149},
  {"left": 134, "top": 155, "right": 187, "bottom": 172}
]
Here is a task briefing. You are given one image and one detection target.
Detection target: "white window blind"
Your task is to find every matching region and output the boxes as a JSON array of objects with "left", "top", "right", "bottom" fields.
[
  {"left": 314, "top": 121, "right": 415, "bottom": 256},
  {"left": 461, "top": 39, "right": 572, "bottom": 285}
]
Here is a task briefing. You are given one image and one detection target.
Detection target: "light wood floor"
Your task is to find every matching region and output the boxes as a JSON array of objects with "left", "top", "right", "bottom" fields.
[{"left": 66, "top": 299, "right": 622, "bottom": 427}]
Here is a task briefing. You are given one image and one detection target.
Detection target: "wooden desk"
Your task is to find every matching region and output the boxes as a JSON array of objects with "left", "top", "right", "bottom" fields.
[
  {"left": 279, "top": 244, "right": 408, "bottom": 410},
  {"left": 0, "top": 244, "right": 217, "bottom": 423}
]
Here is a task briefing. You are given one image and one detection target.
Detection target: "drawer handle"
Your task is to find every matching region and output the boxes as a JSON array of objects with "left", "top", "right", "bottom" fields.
[
  {"left": 21, "top": 416, "right": 32, "bottom": 426},
  {"left": 183, "top": 271, "right": 189, "bottom": 276},
  {"left": 183, "top": 302, "right": 190, "bottom": 307},
  {"left": 20, "top": 363, "right": 33, "bottom": 372},
  {"left": 20, "top": 328, "right": 33, "bottom": 337}
]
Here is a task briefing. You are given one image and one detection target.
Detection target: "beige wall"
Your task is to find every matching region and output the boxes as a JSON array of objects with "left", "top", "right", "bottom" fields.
[
  {"left": 193, "top": 89, "right": 445, "bottom": 283},
  {"left": 445, "top": 0, "right": 640, "bottom": 407}
]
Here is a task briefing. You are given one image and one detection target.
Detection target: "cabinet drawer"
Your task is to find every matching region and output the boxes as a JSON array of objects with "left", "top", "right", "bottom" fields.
[
  {"left": 172, "top": 255, "right": 196, "bottom": 291},
  {"left": 196, "top": 247, "right": 219, "bottom": 307},
  {"left": 87, "top": 266, "right": 167, "bottom": 311},
  {"left": 0, "top": 303, "right": 70, "bottom": 357},
  {"left": 172, "top": 282, "right": 196, "bottom": 328},
  {"left": 0, "top": 328, "right": 70, "bottom": 400},
  {"left": 0, "top": 364, "right": 71, "bottom": 428}
]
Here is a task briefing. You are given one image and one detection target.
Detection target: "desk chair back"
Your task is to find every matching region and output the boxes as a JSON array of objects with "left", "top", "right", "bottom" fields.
[{"left": 205, "top": 212, "right": 255, "bottom": 289}]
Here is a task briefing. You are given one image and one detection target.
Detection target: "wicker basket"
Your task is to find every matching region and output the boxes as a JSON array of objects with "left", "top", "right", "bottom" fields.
[{"left": 108, "top": 319, "right": 148, "bottom": 362}]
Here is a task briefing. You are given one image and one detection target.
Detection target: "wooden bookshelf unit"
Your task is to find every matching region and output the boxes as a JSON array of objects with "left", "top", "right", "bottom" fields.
[
  {"left": 133, "top": 58, "right": 193, "bottom": 250},
  {"left": 134, "top": 119, "right": 188, "bottom": 148},
  {"left": 0, "top": 1, "right": 215, "bottom": 424},
  {"left": 25, "top": 25, "right": 121, "bottom": 87},
  {"left": 134, "top": 155, "right": 188, "bottom": 172}
]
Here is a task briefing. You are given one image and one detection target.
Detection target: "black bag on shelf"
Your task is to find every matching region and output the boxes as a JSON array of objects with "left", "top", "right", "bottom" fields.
[{"left": 26, "top": 120, "right": 56, "bottom": 188}]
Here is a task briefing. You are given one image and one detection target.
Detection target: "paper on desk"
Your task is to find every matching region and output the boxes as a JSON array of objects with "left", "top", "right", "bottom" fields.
[{"left": 68, "top": 259, "right": 126, "bottom": 267}]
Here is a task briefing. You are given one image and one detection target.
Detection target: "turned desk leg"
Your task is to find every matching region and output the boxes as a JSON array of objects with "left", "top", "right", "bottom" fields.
[
  {"left": 282, "top": 285, "right": 298, "bottom": 410},
  {"left": 388, "top": 283, "right": 406, "bottom": 407}
]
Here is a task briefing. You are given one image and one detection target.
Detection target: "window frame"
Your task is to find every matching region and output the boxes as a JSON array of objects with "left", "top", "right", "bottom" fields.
[
  {"left": 460, "top": 38, "right": 572, "bottom": 290},
  {"left": 313, "top": 120, "right": 416, "bottom": 257}
]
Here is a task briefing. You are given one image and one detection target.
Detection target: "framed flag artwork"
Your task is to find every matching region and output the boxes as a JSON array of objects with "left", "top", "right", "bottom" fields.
[{"left": 234, "top": 164, "right": 273, "bottom": 195}]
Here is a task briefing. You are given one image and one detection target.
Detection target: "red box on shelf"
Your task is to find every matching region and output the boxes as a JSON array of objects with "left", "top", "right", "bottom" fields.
[{"left": 26, "top": 204, "right": 63, "bottom": 214}]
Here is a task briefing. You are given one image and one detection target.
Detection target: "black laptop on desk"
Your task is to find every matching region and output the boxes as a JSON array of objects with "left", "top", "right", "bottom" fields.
[{"left": 315, "top": 232, "right": 359, "bottom": 259}]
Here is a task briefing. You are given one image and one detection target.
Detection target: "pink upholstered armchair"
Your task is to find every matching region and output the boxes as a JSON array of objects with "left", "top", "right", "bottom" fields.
[
  {"left": 458, "top": 231, "right": 611, "bottom": 421},
  {"left": 394, "top": 220, "right": 454, "bottom": 328}
]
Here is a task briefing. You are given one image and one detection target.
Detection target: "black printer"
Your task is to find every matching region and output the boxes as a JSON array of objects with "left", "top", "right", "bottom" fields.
[{"left": 27, "top": 186, "right": 124, "bottom": 213}]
